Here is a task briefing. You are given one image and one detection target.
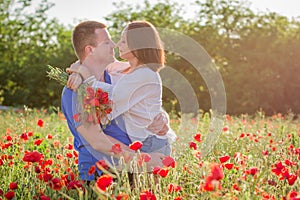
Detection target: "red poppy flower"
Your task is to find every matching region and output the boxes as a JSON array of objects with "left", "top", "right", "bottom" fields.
[
  {"left": 37, "top": 119, "right": 44, "bottom": 127},
  {"left": 224, "top": 163, "right": 234, "bottom": 170},
  {"left": 168, "top": 183, "right": 182, "bottom": 193},
  {"left": 98, "top": 91, "right": 109, "bottom": 104},
  {"left": 4, "top": 191, "right": 15, "bottom": 200},
  {"left": 115, "top": 192, "right": 129, "bottom": 200},
  {"left": 67, "top": 180, "right": 83, "bottom": 190},
  {"left": 5, "top": 135, "right": 12, "bottom": 141},
  {"left": 162, "top": 156, "right": 175, "bottom": 168},
  {"left": 44, "top": 173, "right": 54, "bottom": 182},
  {"left": 193, "top": 133, "right": 202, "bottom": 142},
  {"left": 219, "top": 155, "right": 230, "bottom": 163},
  {"left": 288, "top": 191, "right": 299, "bottom": 200},
  {"left": 222, "top": 126, "right": 229, "bottom": 132},
  {"left": 262, "top": 150, "right": 268, "bottom": 156},
  {"left": 158, "top": 168, "right": 169, "bottom": 178},
  {"left": 210, "top": 163, "right": 224, "bottom": 180},
  {"left": 271, "top": 161, "right": 285, "bottom": 177},
  {"left": 110, "top": 144, "right": 122, "bottom": 154},
  {"left": 64, "top": 144, "right": 73, "bottom": 150},
  {"left": 80, "top": 87, "right": 112, "bottom": 124},
  {"left": 27, "top": 131, "right": 33, "bottom": 137},
  {"left": 86, "top": 87, "right": 95, "bottom": 97},
  {"left": 9, "top": 182, "right": 18, "bottom": 190},
  {"left": 129, "top": 141, "right": 143, "bottom": 151},
  {"left": 249, "top": 167, "right": 258, "bottom": 176},
  {"left": 40, "top": 194, "right": 51, "bottom": 200},
  {"left": 34, "top": 139, "right": 43, "bottom": 146},
  {"left": 96, "top": 159, "right": 109, "bottom": 170},
  {"left": 20, "top": 132, "right": 29, "bottom": 141},
  {"left": 96, "top": 174, "right": 113, "bottom": 191},
  {"left": 22, "top": 151, "right": 43, "bottom": 163},
  {"left": 139, "top": 190, "right": 156, "bottom": 200},
  {"left": 46, "top": 134, "right": 53, "bottom": 139},
  {"left": 288, "top": 174, "right": 297, "bottom": 185},
  {"left": 73, "top": 113, "right": 80, "bottom": 122},
  {"left": 189, "top": 142, "right": 197, "bottom": 150},
  {"left": 105, "top": 107, "right": 112, "bottom": 114},
  {"left": 201, "top": 180, "right": 215, "bottom": 191},
  {"left": 232, "top": 183, "right": 241, "bottom": 191},
  {"left": 35, "top": 166, "right": 41, "bottom": 173},
  {"left": 137, "top": 153, "right": 151, "bottom": 166},
  {"left": 152, "top": 166, "right": 161, "bottom": 175},
  {"left": 89, "top": 98, "right": 100, "bottom": 107},
  {"left": 66, "top": 153, "right": 73, "bottom": 158},
  {"left": 50, "top": 178, "right": 62, "bottom": 190},
  {"left": 88, "top": 165, "right": 96, "bottom": 176}
]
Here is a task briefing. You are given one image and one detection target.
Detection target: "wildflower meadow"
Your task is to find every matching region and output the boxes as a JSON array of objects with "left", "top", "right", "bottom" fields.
[{"left": 0, "top": 108, "right": 299, "bottom": 200}]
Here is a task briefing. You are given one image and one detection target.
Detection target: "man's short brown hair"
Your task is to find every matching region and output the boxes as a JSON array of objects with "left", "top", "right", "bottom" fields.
[{"left": 72, "top": 21, "right": 106, "bottom": 61}]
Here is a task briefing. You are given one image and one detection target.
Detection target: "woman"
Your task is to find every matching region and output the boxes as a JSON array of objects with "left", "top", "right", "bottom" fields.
[{"left": 68, "top": 21, "right": 176, "bottom": 156}]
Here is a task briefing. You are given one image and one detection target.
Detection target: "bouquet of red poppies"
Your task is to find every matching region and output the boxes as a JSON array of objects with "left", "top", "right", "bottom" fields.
[
  {"left": 47, "top": 65, "right": 112, "bottom": 125},
  {"left": 75, "top": 86, "right": 112, "bottom": 125}
]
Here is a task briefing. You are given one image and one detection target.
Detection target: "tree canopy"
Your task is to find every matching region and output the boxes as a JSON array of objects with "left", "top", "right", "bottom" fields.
[{"left": 1, "top": 0, "right": 299, "bottom": 115}]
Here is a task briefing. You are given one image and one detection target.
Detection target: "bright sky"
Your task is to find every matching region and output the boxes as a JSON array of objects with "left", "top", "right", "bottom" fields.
[{"left": 28, "top": 0, "right": 300, "bottom": 26}]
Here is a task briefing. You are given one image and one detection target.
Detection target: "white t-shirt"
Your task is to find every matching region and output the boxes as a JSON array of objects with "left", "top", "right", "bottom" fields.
[{"left": 90, "top": 63, "right": 176, "bottom": 143}]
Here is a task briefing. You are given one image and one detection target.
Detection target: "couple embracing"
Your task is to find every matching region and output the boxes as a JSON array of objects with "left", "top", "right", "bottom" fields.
[{"left": 61, "top": 20, "right": 176, "bottom": 181}]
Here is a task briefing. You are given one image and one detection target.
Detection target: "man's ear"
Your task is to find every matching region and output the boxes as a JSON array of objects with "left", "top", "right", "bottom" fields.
[{"left": 84, "top": 45, "right": 94, "bottom": 56}]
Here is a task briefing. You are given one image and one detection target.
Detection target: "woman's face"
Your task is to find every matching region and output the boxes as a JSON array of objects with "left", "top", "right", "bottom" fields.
[{"left": 117, "top": 26, "right": 135, "bottom": 61}]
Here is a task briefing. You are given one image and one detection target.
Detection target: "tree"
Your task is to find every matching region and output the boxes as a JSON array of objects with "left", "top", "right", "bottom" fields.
[{"left": 0, "top": 0, "right": 76, "bottom": 108}]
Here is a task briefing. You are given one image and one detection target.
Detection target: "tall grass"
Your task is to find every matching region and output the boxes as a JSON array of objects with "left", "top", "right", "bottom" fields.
[{"left": 0, "top": 108, "right": 299, "bottom": 199}]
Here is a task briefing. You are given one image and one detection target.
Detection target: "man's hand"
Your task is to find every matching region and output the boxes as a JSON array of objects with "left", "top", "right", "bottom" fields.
[
  {"left": 115, "top": 152, "right": 165, "bottom": 173},
  {"left": 147, "top": 111, "right": 170, "bottom": 136},
  {"left": 146, "top": 152, "right": 165, "bottom": 171}
]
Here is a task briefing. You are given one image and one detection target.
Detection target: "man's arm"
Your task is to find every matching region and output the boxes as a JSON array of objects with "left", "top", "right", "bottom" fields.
[
  {"left": 77, "top": 123, "right": 133, "bottom": 161},
  {"left": 77, "top": 123, "right": 166, "bottom": 167}
]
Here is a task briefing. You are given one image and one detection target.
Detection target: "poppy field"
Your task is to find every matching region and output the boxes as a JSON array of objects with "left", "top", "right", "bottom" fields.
[{"left": 0, "top": 108, "right": 299, "bottom": 200}]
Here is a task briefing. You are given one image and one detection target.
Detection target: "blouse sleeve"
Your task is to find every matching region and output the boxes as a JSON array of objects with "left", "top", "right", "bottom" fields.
[{"left": 83, "top": 75, "right": 113, "bottom": 99}]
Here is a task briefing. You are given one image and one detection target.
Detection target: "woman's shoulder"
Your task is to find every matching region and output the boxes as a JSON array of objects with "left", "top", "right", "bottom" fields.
[
  {"left": 106, "top": 61, "right": 130, "bottom": 73},
  {"left": 130, "top": 67, "right": 160, "bottom": 81}
]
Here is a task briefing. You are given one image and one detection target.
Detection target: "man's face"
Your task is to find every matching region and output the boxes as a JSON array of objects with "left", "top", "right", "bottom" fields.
[{"left": 89, "top": 28, "right": 116, "bottom": 64}]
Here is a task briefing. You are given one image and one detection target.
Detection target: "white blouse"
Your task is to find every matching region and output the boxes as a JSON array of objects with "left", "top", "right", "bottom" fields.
[{"left": 88, "top": 62, "right": 176, "bottom": 143}]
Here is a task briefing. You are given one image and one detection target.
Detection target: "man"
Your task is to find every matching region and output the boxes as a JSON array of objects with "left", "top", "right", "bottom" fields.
[{"left": 62, "top": 21, "right": 169, "bottom": 180}]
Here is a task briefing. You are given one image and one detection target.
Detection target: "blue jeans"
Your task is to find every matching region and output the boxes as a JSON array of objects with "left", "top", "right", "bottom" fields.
[{"left": 141, "top": 135, "right": 171, "bottom": 156}]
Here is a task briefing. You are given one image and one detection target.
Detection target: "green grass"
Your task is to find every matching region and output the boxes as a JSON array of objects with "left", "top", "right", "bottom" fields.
[{"left": 0, "top": 108, "right": 299, "bottom": 199}]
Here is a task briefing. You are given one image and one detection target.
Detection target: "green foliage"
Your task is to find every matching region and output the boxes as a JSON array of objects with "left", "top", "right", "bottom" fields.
[{"left": 0, "top": 0, "right": 76, "bottom": 108}]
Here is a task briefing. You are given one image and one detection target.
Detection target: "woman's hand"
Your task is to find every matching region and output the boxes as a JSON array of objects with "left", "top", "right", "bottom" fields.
[
  {"left": 66, "top": 61, "right": 94, "bottom": 91},
  {"left": 66, "top": 73, "right": 83, "bottom": 92},
  {"left": 66, "top": 62, "right": 92, "bottom": 80}
]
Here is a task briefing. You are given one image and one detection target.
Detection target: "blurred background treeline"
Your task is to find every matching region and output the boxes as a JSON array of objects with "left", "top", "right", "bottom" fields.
[{"left": 1, "top": 0, "right": 299, "bottom": 115}]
